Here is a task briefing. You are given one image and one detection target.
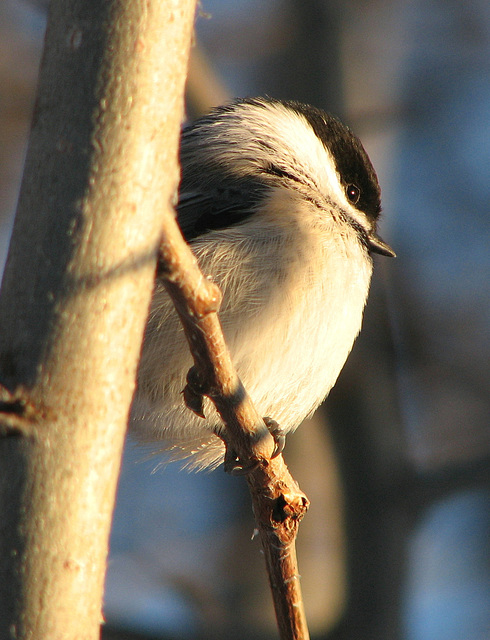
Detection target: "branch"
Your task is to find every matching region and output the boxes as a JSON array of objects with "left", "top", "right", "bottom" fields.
[{"left": 158, "top": 207, "right": 311, "bottom": 640}]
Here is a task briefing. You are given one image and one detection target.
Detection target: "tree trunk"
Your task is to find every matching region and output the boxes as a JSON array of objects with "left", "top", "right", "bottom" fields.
[{"left": 0, "top": 1, "right": 196, "bottom": 638}]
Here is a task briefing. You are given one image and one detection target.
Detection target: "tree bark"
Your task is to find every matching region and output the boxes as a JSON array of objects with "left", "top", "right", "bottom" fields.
[{"left": 0, "top": 1, "right": 197, "bottom": 638}]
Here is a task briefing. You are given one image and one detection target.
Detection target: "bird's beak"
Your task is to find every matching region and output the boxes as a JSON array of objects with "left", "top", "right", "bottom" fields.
[{"left": 368, "top": 232, "right": 396, "bottom": 257}]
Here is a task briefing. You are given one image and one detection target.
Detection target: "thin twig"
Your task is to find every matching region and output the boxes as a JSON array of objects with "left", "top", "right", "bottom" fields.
[{"left": 158, "top": 210, "right": 311, "bottom": 640}]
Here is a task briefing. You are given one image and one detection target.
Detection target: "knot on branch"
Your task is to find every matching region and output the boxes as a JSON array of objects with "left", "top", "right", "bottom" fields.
[
  {"left": 272, "top": 492, "right": 309, "bottom": 525},
  {"left": 0, "top": 384, "right": 39, "bottom": 438},
  {"left": 249, "top": 465, "right": 310, "bottom": 546}
]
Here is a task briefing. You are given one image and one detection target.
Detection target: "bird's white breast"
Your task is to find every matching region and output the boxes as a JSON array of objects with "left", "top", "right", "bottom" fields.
[{"left": 132, "top": 186, "right": 373, "bottom": 469}]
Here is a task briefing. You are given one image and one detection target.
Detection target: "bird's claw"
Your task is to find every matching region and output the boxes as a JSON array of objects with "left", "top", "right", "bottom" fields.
[
  {"left": 223, "top": 446, "right": 259, "bottom": 475},
  {"left": 263, "top": 416, "right": 286, "bottom": 458},
  {"left": 222, "top": 416, "right": 286, "bottom": 474},
  {"left": 183, "top": 366, "right": 206, "bottom": 418}
]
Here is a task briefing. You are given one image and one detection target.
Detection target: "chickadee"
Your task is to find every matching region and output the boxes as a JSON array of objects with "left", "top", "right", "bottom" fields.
[{"left": 131, "top": 97, "right": 395, "bottom": 470}]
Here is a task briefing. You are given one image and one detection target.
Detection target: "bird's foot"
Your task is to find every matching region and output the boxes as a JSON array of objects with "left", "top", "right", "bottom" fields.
[
  {"left": 223, "top": 445, "right": 259, "bottom": 475},
  {"left": 263, "top": 416, "right": 286, "bottom": 458},
  {"left": 182, "top": 366, "right": 206, "bottom": 418},
  {"left": 222, "top": 417, "right": 286, "bottom": 475}
]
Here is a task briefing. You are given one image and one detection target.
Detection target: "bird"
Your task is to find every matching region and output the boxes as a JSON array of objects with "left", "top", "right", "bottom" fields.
[{"left": 131, "top": 97, "right": 395, "bottom": 471}]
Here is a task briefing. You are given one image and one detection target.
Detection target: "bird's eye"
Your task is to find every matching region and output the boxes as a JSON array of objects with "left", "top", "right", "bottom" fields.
[{"left": 346, "top": 184, "right": 360, "bottom": 205}]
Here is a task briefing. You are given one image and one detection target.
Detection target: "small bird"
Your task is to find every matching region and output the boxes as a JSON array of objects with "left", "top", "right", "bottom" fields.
[{"left": 131, "top": 97, "right": 395, "bottom": 470}]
